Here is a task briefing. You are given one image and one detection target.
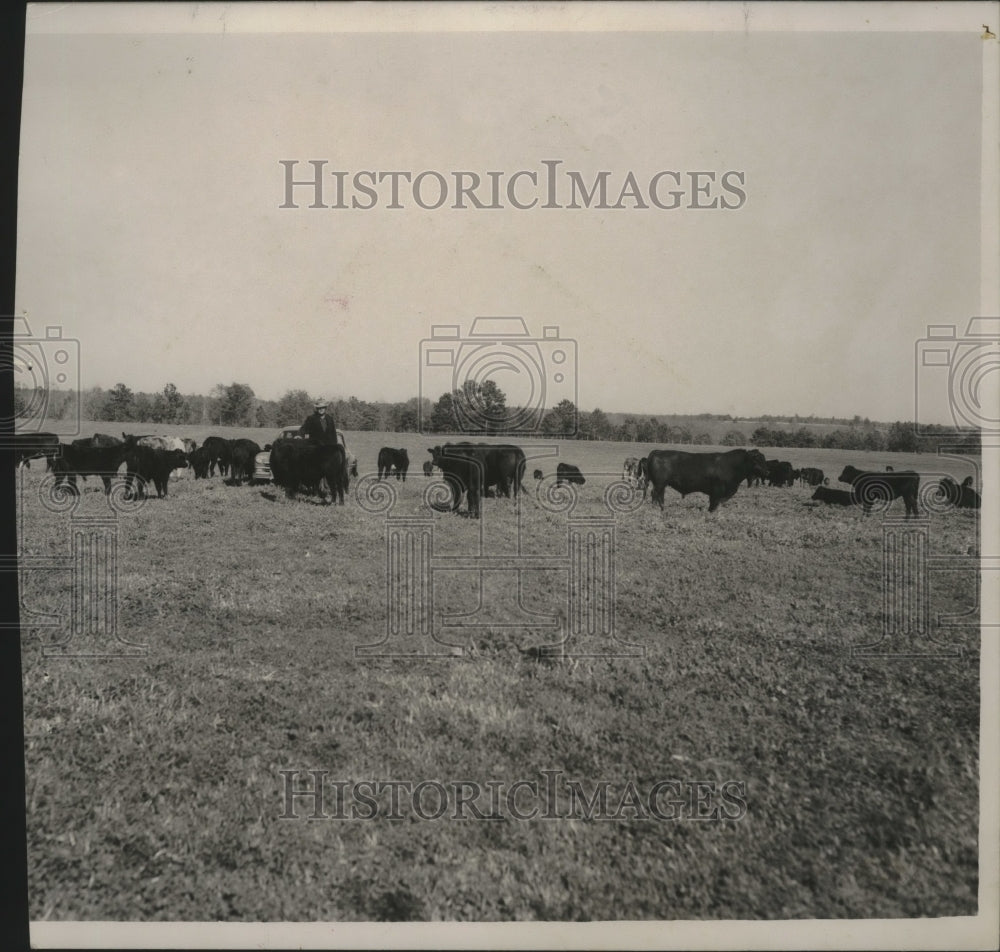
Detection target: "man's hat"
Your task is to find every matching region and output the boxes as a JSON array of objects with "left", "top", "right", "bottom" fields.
[{"left": 314, "top": 397, "right": 328, "bottom": 408}]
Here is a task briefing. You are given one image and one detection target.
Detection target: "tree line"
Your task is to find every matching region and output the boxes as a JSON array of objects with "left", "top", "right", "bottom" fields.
[
  {"left": 741, "top": 423, "right": 980, "bottom": 455},
  {"left": 14, "top": 381, "right": 980, "bottom": 453}
]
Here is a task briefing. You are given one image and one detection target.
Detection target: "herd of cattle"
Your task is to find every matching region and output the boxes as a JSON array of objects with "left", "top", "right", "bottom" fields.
[
  {"left": 11, "top": 432, "right": 981, "bottom": 516},
  {"left": 11, "top": 431, "right": 263, "bottom": 499},
  {"left": 619, "top": 450, "right": 980, "bottom": 514}
]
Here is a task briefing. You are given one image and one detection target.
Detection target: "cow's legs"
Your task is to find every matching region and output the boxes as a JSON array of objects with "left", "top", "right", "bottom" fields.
[
  {"left": 709, "top": 483, "right": 739, "bottom": 512},
  {"left": 124, "top": 473, "right": 140, "bottom": 500},
  {"left": 709, "top": 492, "right": 738, "bottom": 511},
  {"left": 442, "top": 474, "right": 463, "bottom": 513}
]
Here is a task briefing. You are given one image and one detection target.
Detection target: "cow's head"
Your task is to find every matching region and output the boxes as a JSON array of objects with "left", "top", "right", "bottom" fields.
[
  {"left": 936, "top": 476, "right": 961, "bottom": 506},
  {"left": 747, "top": 450, "right": 768, "bottom": 480},
  {"left": 838, "top": 465, "right": 859, "bottom": 484}
]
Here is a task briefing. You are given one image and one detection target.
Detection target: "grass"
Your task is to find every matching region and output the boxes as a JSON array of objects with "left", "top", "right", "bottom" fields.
[{"left": 18, "top": 428, "right": 981, "bottom": 920}]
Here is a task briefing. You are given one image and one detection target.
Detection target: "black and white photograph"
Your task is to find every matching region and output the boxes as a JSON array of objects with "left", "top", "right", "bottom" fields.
[{"left": 9, "top": 2, "right": 999, "bottom": 948}]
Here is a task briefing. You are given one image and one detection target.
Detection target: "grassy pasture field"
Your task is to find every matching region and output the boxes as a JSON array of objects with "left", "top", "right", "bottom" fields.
[{"left": 18, "top": 426, "right": 982, "bottom": 921}]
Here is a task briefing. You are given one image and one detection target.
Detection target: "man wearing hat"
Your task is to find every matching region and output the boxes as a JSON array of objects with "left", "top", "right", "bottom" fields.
[{"left": 299, "top": 397, "right": 338, "bottom": 445}]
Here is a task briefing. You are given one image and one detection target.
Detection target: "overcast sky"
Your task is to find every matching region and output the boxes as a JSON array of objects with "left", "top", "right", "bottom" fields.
[{"left": 15, "top": 3, "right": 993, "bottom": 424}]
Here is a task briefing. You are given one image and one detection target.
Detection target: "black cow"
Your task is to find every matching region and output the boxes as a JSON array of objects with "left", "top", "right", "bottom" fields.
[
  {"left": 938, "top": 475, "right": 981, "bottom": 510},
  {"left": 556, "top": 462, "right": 586, "bottom": 486},
  {"left": 425, "top": 445, "right": 485, "bottom": 516},
  {"left": 745, "top": 460, "right": 767, "bottom": 488},
  {"left": 51, "top": 437, "right": 129, "bottom": 495},
  {"left": 90, "top": 432, "right": 124, "bottom": 448},
  {"left": 959, "top": 475, "right": 981, "bottom": 509},
  {"left": 12, "top": 432, "right": 60, "bottom": 469},
  {"left": 646, "top": 448, "right": 768, "bottom": 512},
  {"left": 427, "top": 443, "right": 526, "bottom": 518},
  {"left": 123, "top": 445, "right": 188, "bottom": 499},
  {"left": 188, "top": 446, "right": 212, "bottom": 479},
  {"left": 799, "top": 467, "right": 825, "bottom": 487},
  {"left": 377, "top": 447, "right": 409, "bottom": 481},
  {"left": 202, "top": 436, "right": 232, "bottom": 477},
  {"left": 269, "top": 439, "right": 348, "bottom": 504},
  {"left": 810, "top": 486, "right": 855, "bottom": 506},
  {"left": 228, "top": 439, "right": 261, "bottom": 485},
  {"left": 766, "top": 460, "right": 795, "bottom": 487},
  {"left": 422, "top": 460, "right": 434, "bottom": 477},
  {"left": 838, "top": 465, "right": 920, "bottom": 517}
]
